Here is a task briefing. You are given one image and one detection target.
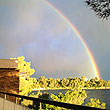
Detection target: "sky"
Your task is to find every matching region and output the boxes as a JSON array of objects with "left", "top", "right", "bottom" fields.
[{"left": 0, "top": 0, "right": 110, "bottom": 80}]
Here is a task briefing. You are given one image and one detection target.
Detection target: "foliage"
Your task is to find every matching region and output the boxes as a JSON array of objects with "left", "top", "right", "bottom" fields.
[
  {"left": 10, "top": 56, "right": 107, "bottom": 110},
  {"left": 21, "top": 91, "right": 50, "bottom": 110},
  {"left": 85, "top": 0, "right": 110, "bottom": 19},
  {"left": 85, "top": 98, "right": 106, "bottom": 109},
  {"left": 32, "top": 76, "right": 110, "bottom": 89},
  {"left": 19, "top": 75, "right": 110, "bottom": 95},
  {"left": 36, "top": 76, "right": 87, "bottom": 90},
  {"left": 11, "top": 56, "right": 36, "bottom": 95},
  {"left": 19, "top": 77, "right": 37, "bottom": 95},
  {"left": 45, "top": 89, "right": 87, "bottom": 110},
  {"left": 17, "top": 56, "right": 35, "bottom": 77},
  {"left": 11, "top": 56, "right": 110, "bottom": 93},
  {"left": 38, "top": 76, "right": 48, "bottom": 88},
  {"left": 21, "top": 91, "right": 42, "bottom": 107},
  {"left": 11, "top": 56, "right": 35, "bottom": 77}
]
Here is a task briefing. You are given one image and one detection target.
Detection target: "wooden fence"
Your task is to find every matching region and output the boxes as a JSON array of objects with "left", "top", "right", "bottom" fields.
[{"left": 0, "top": 97, "right": 30, "bottom": 110}]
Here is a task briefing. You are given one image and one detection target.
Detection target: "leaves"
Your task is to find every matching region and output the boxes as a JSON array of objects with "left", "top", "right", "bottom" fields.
[
  {"left": 11, "top": 56, "right": 35, "bottom": 77},
  {"left": 85, "top": 98, "right": 106, "bottom": 109},
  {"left": 85, "top": 0, "right": 110, "bottom": 19}
]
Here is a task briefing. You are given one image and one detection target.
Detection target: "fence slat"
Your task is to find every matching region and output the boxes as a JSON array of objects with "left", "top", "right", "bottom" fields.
[
  {"left": 0, "top": 97, "right": 29, "bottom": 110},
  {"left": 0, "top": 97, "right": 4, "bottom": 110}
]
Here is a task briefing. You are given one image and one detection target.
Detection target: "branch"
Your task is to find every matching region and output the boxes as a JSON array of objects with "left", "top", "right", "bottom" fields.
[{"left": 85, "top": 0, "right": 110, "bottom": 19}]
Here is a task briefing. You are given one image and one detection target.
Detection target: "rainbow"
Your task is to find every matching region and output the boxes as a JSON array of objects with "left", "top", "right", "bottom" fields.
[{"left": 43, "top": 0, "right": 101, "bottom": 79}]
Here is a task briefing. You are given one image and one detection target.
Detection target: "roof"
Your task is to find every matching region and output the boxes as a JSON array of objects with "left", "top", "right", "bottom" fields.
[{"left": 0, "top": 59, "right": 18, "bottom": 69}]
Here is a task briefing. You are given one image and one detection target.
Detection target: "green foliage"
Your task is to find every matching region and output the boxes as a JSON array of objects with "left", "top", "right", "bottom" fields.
[
  {"left": 19, "top": 72, "right": 110, "bottom": 96},
  {"left": 38, "top": 76, "right": 48, "bottom": 88},
  {"left": 11, "top": 56, "right": 35, "bottom": 77},
  {"left": 17, "top": 56, "right": 35, "bottom": 77},
  {"left": 21, "top": 91, "right": 43, "bottom": 107},
  {"left": 32, "top": 76, "right": 88, "bottom": 90},
  {"left": 85, "top": 0, "right": 110, "bottom": 19},
  {"left": 61, "top": 78, "right": 67, "bottom": 87},
  {"left": 21, "top": 91, "right": 50, "bottom": 110},
  {"left": 85, "top": 98, "right": 106, "bottom": 109},
  {"left": 84, "top": 77, "right": 110, "bottom": 89},
  {"left": 11, "top": 56, "right": 37, "bottom": 95},
  {"left": 45, "top": 89, "right": 87, "bottom": 110},
  {"left": 10, "top": 56, "right": 107, "bottom": 110},
  {"left": 19, "top": 77, "right": 38, "bottom": 95}
]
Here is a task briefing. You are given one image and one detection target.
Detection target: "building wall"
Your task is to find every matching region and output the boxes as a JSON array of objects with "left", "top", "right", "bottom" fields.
[{"left": 0, "top": 69, "right": 19, "bottom": 101}]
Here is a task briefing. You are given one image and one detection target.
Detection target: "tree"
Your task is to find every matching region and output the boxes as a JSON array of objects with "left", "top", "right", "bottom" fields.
[
  {"left": 11, "top": 56, "right": 35, "bottom": 77},
  {"left": 10, "top": 56, "right": 36, "bottom": 95},
  {"left": 38, "top": 76, "right": 48, "bottom": 88},
  {"left": 45, "top": 89, "right": 87, "bottom": 110},
  {"left": 48, "top": 78, "right": 55, "bottom": 88},
  {"left": 85, "top": 80, "right": 91, "bottom": 88},
  {"left": 61, "top": 78, "right": 67, "bottom": 87},
  {"left": 97, "top": 79, "right": 105, "bottom": 87},
  {"left": 54, "top": 78, "right": 61, "bottom": 88},
  {"left": 73, "top": 77, "right": 82, "bottom": 89},
  {"left": 85, "top": 0, "right": 110, "bottom": 19},
  {"left": 21, "top": 91, "right": 49, "bottom": 109},
  {"left": 19, "top": 77, "right": 35, "bottom": 95},
  {"left": 85, "top": 98, "right": 106, "bottom": 109},
  {"left": 105, "top": 80, "right": 110, "bottom": 87},
  {"left": 90, "top": 78, "right": 97, "bottom": 87},
  {"left": 81, "top": 76, "right": 86, "bottom": 81}
]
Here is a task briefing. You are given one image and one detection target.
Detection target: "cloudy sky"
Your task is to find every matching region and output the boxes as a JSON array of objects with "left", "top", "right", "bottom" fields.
[{"left": 0, "top": 0, "right": 110, "bottom": 80}]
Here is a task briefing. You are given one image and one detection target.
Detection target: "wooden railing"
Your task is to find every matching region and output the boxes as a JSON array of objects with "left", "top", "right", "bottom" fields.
[{"left": 0, "top": 91, "right": 107, "bottom": 110}]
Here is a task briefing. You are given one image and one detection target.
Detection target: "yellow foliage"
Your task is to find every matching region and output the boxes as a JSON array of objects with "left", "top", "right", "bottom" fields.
[
  {"left": 11, "top": 56, "right": 35, "bottom": 77},
  {"left": 19, "top": 77, "right": 35, "bottom": 96},
  {"left": 10, "top": 56, "right": 36, "bottom": 96}
]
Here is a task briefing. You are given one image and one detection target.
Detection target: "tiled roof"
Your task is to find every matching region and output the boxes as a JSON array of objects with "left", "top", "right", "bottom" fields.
[{"left": 0, "top": 59, "right": 18, "bottom": 69}]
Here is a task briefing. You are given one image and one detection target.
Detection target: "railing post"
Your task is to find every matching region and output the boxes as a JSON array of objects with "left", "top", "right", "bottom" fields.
[
  {"left": 4, "top": 94, "right": 6, "bottom": 100},
  {"left": 16, "top": 97, "right": 17, "bottom": 104},
  {"left": 40, "top": 102, "right": 42, "bottom": 110}
]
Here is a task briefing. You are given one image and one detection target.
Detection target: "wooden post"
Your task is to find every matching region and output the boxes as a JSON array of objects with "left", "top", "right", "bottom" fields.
[
  {"left": 16, "top": 97, "right": 17, "bottom": 104},
  {"left": 40, "top": 102, "right": 42, "bottom": 110},
  {"left": 5, "top": 94, "right": 6, "bottom": 100}
]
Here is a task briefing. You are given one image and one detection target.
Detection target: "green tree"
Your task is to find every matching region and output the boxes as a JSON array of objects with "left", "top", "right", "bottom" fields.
[
  {"left": 21, "top": 91, "right": 49, "bottom": 109},
  {"left": 54, "top": 78, "right": 61, "bottom": 88},
  {"left": 85, "top": 0, "right": 110, "bottom": 19},
  {"left": 48, "top": 78, "right": 55, "bottom": 88},
  {"left": 81, "top": 76, "right": 86, "bottom": 81},
  {"left": 85, "top": 98, "right": 106, "bottom": 109},
  {"left": 38, "top": 76, "right": 48, "bottom": 89},
  {"left": 97, "top": 79, "right": 105, "bottom": 87},
  {"left": 90, "top": 78, "right": 97, "bottom": 87},
  {"left": 11, "top": 56, "right": 36, "bottom": 95},
  {"left": 84, "top": 80, "right": 91, "bottom": 88},
  {"left": 45, "top": 89, "right": 87, "bottom": 110},
  {"left": 11, "top": 56, "right": 35, "bottom": 77},
  {"left": 73, "top": 77, "right": 81, "bottom": 89},
  {"left": 19, "top": 77, "right": 35, "bottom": 95},
  {"left": 105, "top": 80, "right": 110, "bottom": 87},
  {"left": 61, "top": 78, "right": 67, "bottom": 88}
]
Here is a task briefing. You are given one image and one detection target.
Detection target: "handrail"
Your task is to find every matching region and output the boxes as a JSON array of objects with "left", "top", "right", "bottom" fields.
[{"left": 0, "top": 91, "right": 107, "bottom": 110}]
